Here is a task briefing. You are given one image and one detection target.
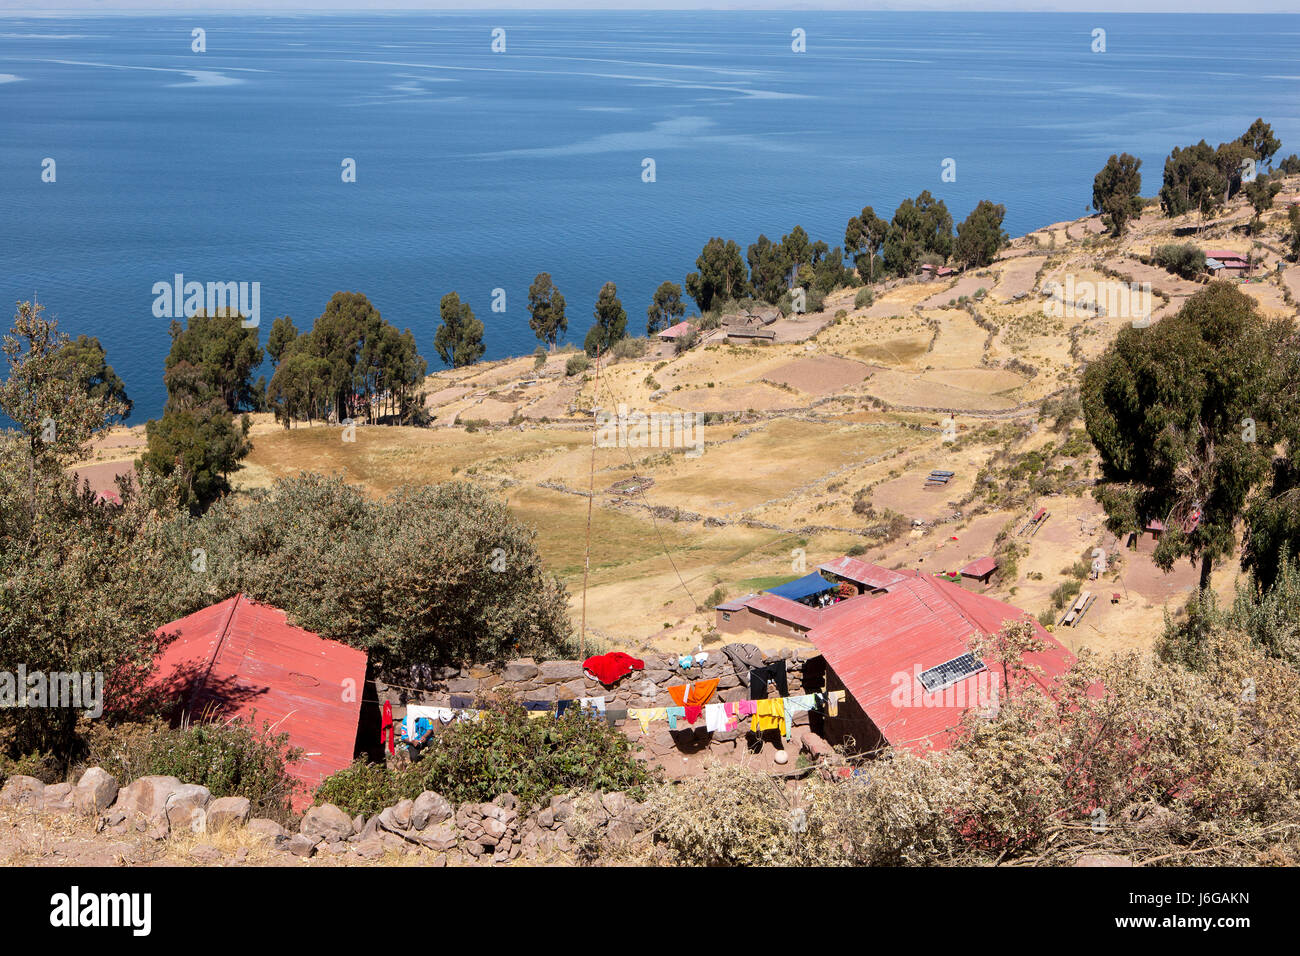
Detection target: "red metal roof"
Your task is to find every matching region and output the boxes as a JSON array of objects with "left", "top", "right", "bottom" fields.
[
  {"left": 1031, "top": 508, "right": 1046, "bottom": 521},
  {"left": 960, "top": 556, "right": 998, "bottom": 578},
  {"left": 807, "top": 574, "right": 1076, "bottom": 753},
  {"left": 151, "top": 595, "right": 368, "bottom": 809},
  {"left": 742, "top": 593, "right": 822, "bottom": 631},
  {"left": 819, "top": 556, "right": 907, "bottom": 591},
  {"left": 1145, "top": 518, "right": 1165, "bottom": 532},
  {"left": 658, "top": 321, "right": 692, "bottom": 338}
]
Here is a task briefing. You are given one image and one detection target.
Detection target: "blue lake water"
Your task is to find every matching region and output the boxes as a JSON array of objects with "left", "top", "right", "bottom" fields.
[{"left": 3, "top": 11, "right": 1299, "bottom": 421}]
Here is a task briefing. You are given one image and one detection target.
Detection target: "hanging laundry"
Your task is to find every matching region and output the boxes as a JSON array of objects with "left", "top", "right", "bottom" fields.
[
  {"left": 578, "top": 696, "right": 606, "bottom": 715},
  {"left": 666, "top": 706, "right": 687, "bottom": 730},
  {"left": 781, "top": 697, "right": 798, "bottom": 741},
  {"left": 693, "top": 652, "right": 709, "bottom": 666},
  {"left": 555, "top": 699, "right": 573, "bottom": 718},
  {"left": 404, "top": 705, "right": 443, "bottom": 741},
  {"left": 381, "top": 700, "right": 395, "bottom": 755},
  {"left": 629, "top": 707, "right": 666, "bottom": 734},
  {"left": 737, "top": 699, "right": 758, "bottom": 718},
  {"left": 667, "top": 678, "right": 719, "bottom": 710},
  {"left": 704, "top": 702, "right": 733, "bottom": 733},
  {"left": 449, "top": 694, "right": 474, "bottom": 709},
  {"left": 751, "top": 698, "right": 787, "bottom": 737},
  {"left": 605, "top": 708, "right": 628, "bottom": 727},
  {"left": 583, "top": 652, "right": 646, "bottom": 685},
  {"left": 523, "top": 700, "right": 552, "bottom": 712},
  {"left": 678, "top": 654, "right": 696, "bottom": 669}
]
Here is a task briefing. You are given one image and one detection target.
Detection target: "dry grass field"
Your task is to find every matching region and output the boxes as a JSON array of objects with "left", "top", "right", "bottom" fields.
[{"left": 70, "top": 175, "right": 1300, "bottom": 660}]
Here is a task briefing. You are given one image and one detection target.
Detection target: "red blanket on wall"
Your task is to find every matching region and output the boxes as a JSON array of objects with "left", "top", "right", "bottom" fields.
[{"left": 583, "top": 652, "right": 645, "bottom": 685}]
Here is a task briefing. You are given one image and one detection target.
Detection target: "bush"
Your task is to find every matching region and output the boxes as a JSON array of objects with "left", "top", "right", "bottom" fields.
[
  {"left": 565, "top": 355, "right": 589, "bottom": 377},
  {"left": 1152, "top": 243, "right": 1207, "bottom": 279},
  {"left": 314, "top": 695, "right": 652, "bottom": 815},
  {"left": 854, "top": 288, "right": 875, "bottom": 309},
  {"left": 609, "top": 336, "right": 649, "bottom": 361},
  {"left": 532, "top": 347, "right": 547, "bottom": 369},
  {"left": 673, "top": 328, "right": 699, "bottom": 354},
  {"left": 313, "top": 758, "right": 406, "bottom": 818},
  {"left": 84, "top": 717, "right": 300, "bottom": 819}
]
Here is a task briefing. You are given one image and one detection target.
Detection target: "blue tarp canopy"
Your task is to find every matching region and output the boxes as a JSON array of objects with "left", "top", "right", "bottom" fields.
[{"left": 766, "top": 572, "right": 835, "bottom": 602}]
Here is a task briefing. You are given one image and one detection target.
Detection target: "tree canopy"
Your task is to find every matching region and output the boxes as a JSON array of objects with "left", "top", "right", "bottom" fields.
[
  {"left": 954, "top": 200, "right": 1009, "bottom": 269},
  {"left": 1091, "top": 153, "right": 1143, "bottom": 237},
  {"left": 527, "top": 273, "right": 568, "bottom": 349},
  {"left": 646, "top": 281, "right": 686, "bottom": 335},
  {"left": 685, "top": 238, "right": 749, "bottom": 312},
  {"left": 883, "top": 191, "right": 953, "bottom": 277},
  {"left": 1082, "top": 282, "right": 1289, "bottom": 590},
  {"left": 584, "top": 282, "right": 628, "bottom": 355},
  {"left": 435, "top": 292, "right": 486, "bottom": 369}
]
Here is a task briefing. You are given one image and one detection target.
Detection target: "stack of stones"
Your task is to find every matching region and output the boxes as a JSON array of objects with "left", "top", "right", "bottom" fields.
[{"left": 377, "top": 650, "right": 812, "bottom": 765}]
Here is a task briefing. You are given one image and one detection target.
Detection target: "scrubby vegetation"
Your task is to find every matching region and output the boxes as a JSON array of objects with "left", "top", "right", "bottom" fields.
[{"left": 315, "top": 695, "right": 651, "bottom": 816}]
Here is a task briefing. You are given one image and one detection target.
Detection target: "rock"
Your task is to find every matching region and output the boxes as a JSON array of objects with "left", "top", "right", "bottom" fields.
[
  {"left": 391, "top": 799, "right": 414, "bottom": 830},
  {"left": 74, "top": 768, "right": 118, "bottom": 815},
  {"left": 1074, "top": 854, "right": 1134, "bottom": 867},
  {"left": 606, "top": 820, "right": 637, "bottom": 845},
  {"left": 233, "top": 847, "right": 249, "bottom": 864},
  {"left": 246, "top": 818, "right": 288, "bottom": 843},
  {"left": 538, "top": 660, "right": 583, "bottom": 682},
  {"left": 463, "top": 839, "right": 484, "bottom": 858},
  {"left": 799, "top": 731, "right": 834, "bottom": 760},
  {"left": 164, "top": 784, "right": 212, "bottom": 832},
  {"left": 600, "top": 792, "right": 627, "bottom": 817},
  {"left": 0, "top": 775, "right": 46, "bottom": 808},
  {"left": 416, "top": 824, "right": 458, "bottom": 852},
  {"left": 537, "top": 807, "right": 555, "bottom": 829},
  {"left": 502, "top": 659, "right": 539, "bottom": 682},
  {"left": 411, "top": 791, "right": 452, "bottom": 830},
  {"left": 113, "top": 775, "right": 184, "bottom": 824},
  {"left": 286, "top": 834, "right": 317, "bottom": 858},
  {"left": 550, "top": 796, "right": 574, "bottom": 822},
  {"left": 207, "top": 796, "right": 251, "bottom": 831},
  {"left": 300, "top": 803, "right": 355, "bottom": 843},
  {"left": 41, "top": 782, "right": 76, "bottom": 812},
  {"left": 482, "top": 817, "right": 508, "bottom": 841},
  {"left": 445, "top": 678, "right": 479, "bottom": 694},
  {"left": 352, "top": 814, "right": 365, "bottom": 833},
  {"left": 190, "top": 844, "right": 223, "bottom": 864},
  {"left": 353, "top": 839, "right": 385, "bottom": 861}
]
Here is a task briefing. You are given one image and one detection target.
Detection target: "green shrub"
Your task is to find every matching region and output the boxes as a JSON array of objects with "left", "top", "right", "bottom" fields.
[
  {"left": 84, "top": 717, "right": 300, "bottom": 819},
  {"left": 313, "top": 758, "right": 406, "bottom": 818},
  {"left": 565, "top": 355, "right": 589, "bottom": 377},
  {"left": 532, "top": 347, "right": 547, "bottom": 369},
  {"left": 314, "top": 696, "right": 652, "bottom": 815},
  {"left": 854, "top": 288, "right": 875, "bottom": 309},
  {"left": 1152, "top": 243, "right": 1207, "bottom": 279}
]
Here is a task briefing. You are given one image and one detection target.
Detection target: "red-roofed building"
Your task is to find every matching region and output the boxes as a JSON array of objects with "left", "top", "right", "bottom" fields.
[
  {"left": 1204, "top": 250, "right": 1252, "bottom": 275},
  {"left": 805, "top": 573, "right": 1075, "bottom": 754},
  {"left": 150, "top": 595, "right": 368, "bottom": 809},
  {"left": 657, "top": 321, "right": 693, "bottom": 341},
  {"left": 959, "top": 556, "right": 998, "bottom": 588},
  {"left": 818, "top": 556, "right": 907, "bottom": 595}
]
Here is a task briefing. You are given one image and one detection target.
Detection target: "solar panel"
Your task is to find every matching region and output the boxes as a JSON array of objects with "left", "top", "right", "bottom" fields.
[{"left": 918, "top": 652, "right": 986, "bottom": 693}]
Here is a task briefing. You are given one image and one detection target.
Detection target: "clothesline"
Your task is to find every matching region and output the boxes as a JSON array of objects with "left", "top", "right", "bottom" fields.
[{"left": 401, "top": 690, "right": 847, "bottom": 744}]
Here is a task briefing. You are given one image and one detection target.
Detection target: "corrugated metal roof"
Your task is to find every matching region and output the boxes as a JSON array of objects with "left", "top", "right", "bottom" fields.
[
  {"left": 743, "top": 593, "right": 822, "bottom": 631},
  {"left": 152, "top": 595, "right": 368, "bottom": 809},
  {"left": 819, "top": 556, "right": 907, "bottom": 591},
  {"left": 807, "top": 574, "right": 1075, "bottom": 753},
  {"left": 960, "top": 556, "right": 998, "bottom": 578},
  {"left": 715, "top": 593, "right": 757, "bottom": 612}
]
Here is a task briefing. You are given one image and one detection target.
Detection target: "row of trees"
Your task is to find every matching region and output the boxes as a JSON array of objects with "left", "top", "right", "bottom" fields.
[{"left": 1091, "top": 118, "right": 1300, "bottom": 238}]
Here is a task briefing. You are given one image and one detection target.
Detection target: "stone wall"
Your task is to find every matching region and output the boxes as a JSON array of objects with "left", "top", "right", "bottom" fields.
[
  {"left": 377, "top": 648, "right": 823, "bottom": 773},
  {"left": 0, "top": 770, "right": 649, "bottom": 866}
]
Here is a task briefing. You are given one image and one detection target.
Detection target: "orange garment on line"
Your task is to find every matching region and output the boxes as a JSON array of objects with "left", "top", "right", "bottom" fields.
[
  {"left": 667, "top": 679, "right": 719, "bottom": 724},
  {"left": 751, "top": 697, "right": 786, "bottom": 736}
]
